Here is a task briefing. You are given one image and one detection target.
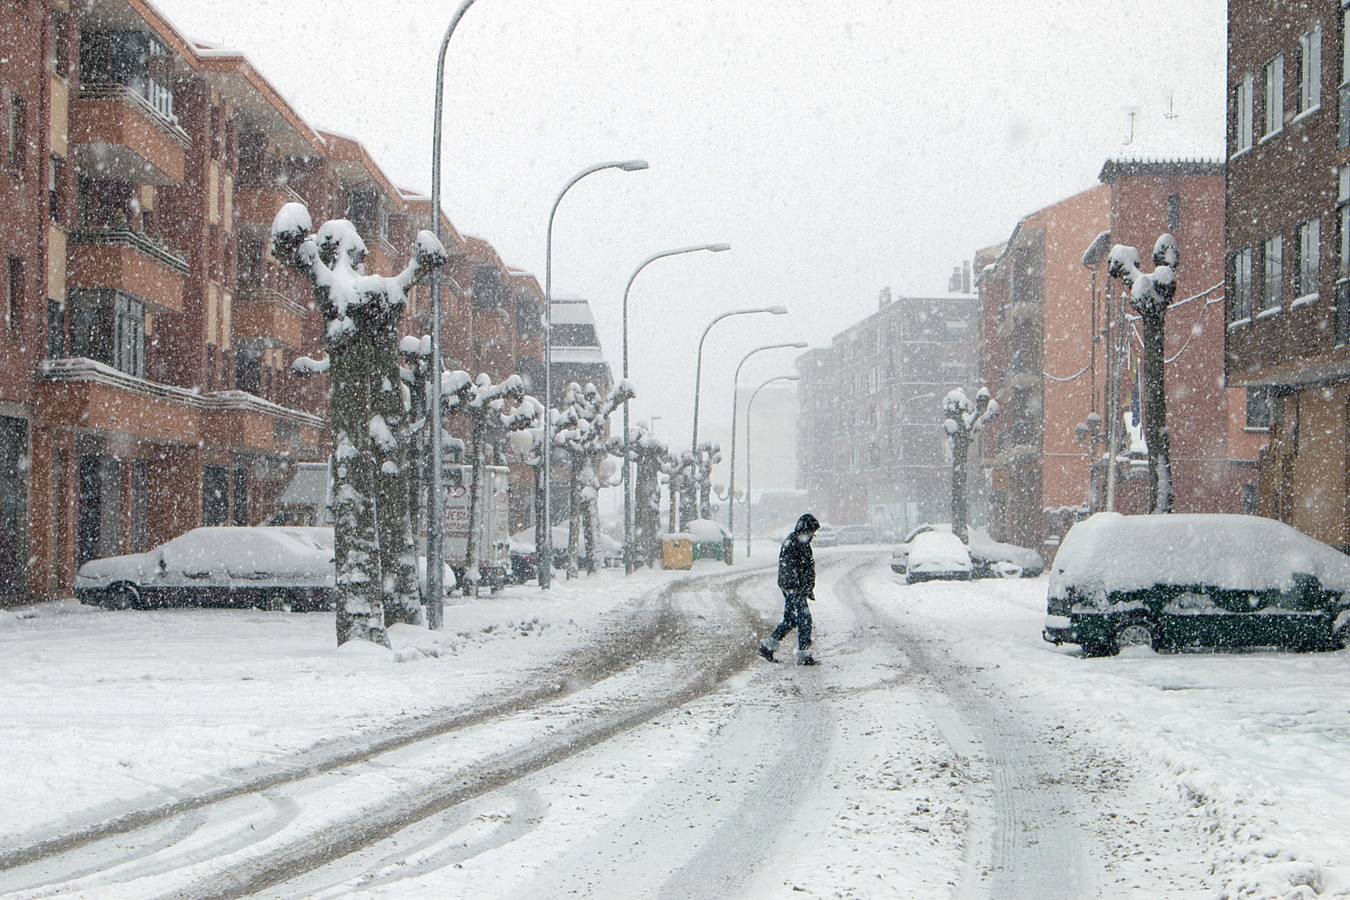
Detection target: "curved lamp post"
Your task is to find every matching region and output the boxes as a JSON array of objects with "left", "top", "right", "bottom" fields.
[
  {"left": 621, "top": 243, "right": 730, "bottom": 574},
  {"left": 541, "top": 158, "right": 648, "bottom": 589},
  {"left": 426, "top": 0, "right": 481, "bottom": 629},
  {"left": 745, "top": 374, "right": 798, "bottom": 556},
  {"left": 687, "top": 305, "right": 787, "bottom": 523},
  {"left": 727, "top": 342, "right": 807, "bottom": 559}
]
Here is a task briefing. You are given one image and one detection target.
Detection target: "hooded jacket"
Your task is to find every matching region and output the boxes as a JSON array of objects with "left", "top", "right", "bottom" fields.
[{"left": 777, "top": 514, "right": 817, "bottom": 595}]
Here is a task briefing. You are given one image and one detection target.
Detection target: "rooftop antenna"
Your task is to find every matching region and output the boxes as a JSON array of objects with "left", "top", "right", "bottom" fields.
[
  {"left": 1163, "top": 92, "right": 1179, "bottom": 121},
  {"left": 1122, "top": 107, "right": 1137, "bottom": 145}
]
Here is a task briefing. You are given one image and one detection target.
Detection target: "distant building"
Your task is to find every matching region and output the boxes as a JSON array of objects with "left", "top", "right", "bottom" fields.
[
  {"left": 978, "top": 158, "right": 1263, "bottom": 556},
  {"left": 1225, "top": 0, "right": 1349, "bottom": 551},
  {"left": 796, "top": 285, "right": 980, "bottom": 534}
]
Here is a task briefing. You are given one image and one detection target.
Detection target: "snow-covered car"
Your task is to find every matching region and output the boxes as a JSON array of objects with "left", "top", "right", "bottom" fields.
[
  {"left": 1043, "top": 513, "right": 1350, "bottom": 657},
  {"left": 509, "top": 525, "right": 623, "bottom": 582},
  {"left": 891, "top": 524, "right": 1043, "bottom": 578},
  {"left": 903, "top": 530, "right": 972, "bottom": 584},
  {"left": 836, "top": 524, "right": 878, "bottom": 545},
  {"left": 76, "top": 526, "right": 337, "bottom": 611}
]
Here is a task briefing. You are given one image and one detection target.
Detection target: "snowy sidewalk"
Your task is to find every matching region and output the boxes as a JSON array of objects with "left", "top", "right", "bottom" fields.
[{"left": 0, "top": 560, "right": 760, "bottom": 851}]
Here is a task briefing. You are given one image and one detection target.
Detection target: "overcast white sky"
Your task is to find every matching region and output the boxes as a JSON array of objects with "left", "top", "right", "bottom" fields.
[{"left": 155, "top": 0, "right": 1227, "bottom": 493}]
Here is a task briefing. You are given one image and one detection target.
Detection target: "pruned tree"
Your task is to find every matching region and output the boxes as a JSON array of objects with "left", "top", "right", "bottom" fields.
[
  {"left": 943, "top": 387, "right": 998, "bottom": 544},
  {"left": 1108, "top": 235, "right": 1178, "bottom": 514},
  {"left": 272, "top": 202, "right": 447, "bottom": 647},
  {"left": 610, "top": 422, "right": 667, "bottom": 569},
  {"left": 696, "top": 441, "right": 721, "bottom": 520},
  {"left": 554, "top": 380, "right": 634, "bottom": 578}
]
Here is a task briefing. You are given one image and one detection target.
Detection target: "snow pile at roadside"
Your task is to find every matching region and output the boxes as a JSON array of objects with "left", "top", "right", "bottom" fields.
[
  {"left": 876, "top": 571, "right": 1350, "bottom": 897},
  {"left": 0, "top": 567, "right": 678, "bottom": 848}
]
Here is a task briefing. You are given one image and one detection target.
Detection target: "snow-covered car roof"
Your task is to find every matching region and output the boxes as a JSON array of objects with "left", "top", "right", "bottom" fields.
[
  {"left": 1049, "top": 513, "right": 1350, "bottom": 600},
  {"left": 78, "top": 526, "right": 335, "bottom": 582},
  {"left": 685, "top": 518, "right": 730, "bottom": 543},
  {"left": 908, "top": 530, "right": 972, "bottom": 569}
]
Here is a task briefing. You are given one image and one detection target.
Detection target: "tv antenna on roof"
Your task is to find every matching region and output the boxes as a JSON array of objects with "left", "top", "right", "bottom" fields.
[
  {"left": 1164, "top": 92, "right": 1179, "bottom": 121},
  {"left": 1122, "top": 107, "right": 1137, "bottom": 145}
]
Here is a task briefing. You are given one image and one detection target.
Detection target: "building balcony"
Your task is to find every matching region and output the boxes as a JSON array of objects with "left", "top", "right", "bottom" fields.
[
  {"left": 233, "top": 285, "right": 309, "bottom": 351},
  {"left": 71, "top": 83, "right": 190, "bottom": 185},
  {"left": 234, "top": 183, "right": 306, "bottom": 227},
  {"left": 68, "top": 228, "right": 189, "bottom": 313}
]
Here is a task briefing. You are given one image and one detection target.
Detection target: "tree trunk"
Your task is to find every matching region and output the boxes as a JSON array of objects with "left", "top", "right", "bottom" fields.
[
  {"left": 582, "top": 495, "right": 596, "bottom": 575},
  {"left": 465, "top": 415, "right": 485, "bottom": 598},
  {"left": 566, "top": 463, "right": 581, "bottom": 579},
  {"left": 534, "top": 465, "right": 547, "bottom": 585},
  {"left": 373, "top": 341, "right": 419, "bottom": 627},
  {"left": 330, "top": 335, "right": 388, "bottom": 648},
  {"left": 1140, "top": 309, "right": 1173, "bottom": 513},
  {"left": 951, "top": 429, "right": 970, "bottom": 544}
]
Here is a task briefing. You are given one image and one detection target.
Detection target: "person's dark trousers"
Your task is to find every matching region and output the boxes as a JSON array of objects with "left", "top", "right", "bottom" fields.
[{"left": 768, "top": 590, "right": 812, "bottom": 652}]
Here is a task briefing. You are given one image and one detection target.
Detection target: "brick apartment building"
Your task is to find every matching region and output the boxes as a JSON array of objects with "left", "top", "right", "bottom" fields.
[
  {"left": 1225, "top": 0, "right": 1350, "bottom": 551},
  {"left": 0, "top": 0, "right": 545, "bottom": 603},
  {"left": 796, "top": 285, "right": 979, "bottom": 533},
  {"left": 977, "top": 159, "right": 1265, "bottom": 555}
]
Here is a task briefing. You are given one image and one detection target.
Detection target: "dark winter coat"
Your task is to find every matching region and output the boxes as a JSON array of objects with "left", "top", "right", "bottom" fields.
[{"left": 777, "top": 516, "right": 817, "bottom": 596}]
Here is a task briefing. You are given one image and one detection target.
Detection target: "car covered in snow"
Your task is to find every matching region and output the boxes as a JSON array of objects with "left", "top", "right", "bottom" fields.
[
  {"left": 891, "top": 524, "right": 1043, "bottom": 578},
  {"left": 811, "top": 523, "right": 839, "bottom": 547},
  {"left": 903, "top": 530, "right": 973, "bottom": 583},
  {"left": 76, "top": 526, "right": 337, "bottom": 611},
  {"left": 1043, "top": 513, "right": 1350, "bottom": 656}
]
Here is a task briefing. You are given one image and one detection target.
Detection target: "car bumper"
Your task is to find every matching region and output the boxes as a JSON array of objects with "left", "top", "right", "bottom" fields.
[{"left": 1042, "top": 614, "right": 1075, "bottom": 645}]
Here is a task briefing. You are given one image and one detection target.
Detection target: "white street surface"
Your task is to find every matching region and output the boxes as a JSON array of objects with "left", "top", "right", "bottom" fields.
[{"left": 2, "top": 549, "right": 1347, "bottom": 899}]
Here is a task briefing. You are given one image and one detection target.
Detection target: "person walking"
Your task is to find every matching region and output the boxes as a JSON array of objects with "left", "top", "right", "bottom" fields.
[{"left": 759, "top": 513, "right": 820, "bottom": 665}]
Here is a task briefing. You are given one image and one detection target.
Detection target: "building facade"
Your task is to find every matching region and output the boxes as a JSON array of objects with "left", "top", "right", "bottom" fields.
[
  {"left": 979, "top": 159, "right": 1264, "bottom": 556},
  {"left": 796, "top": 287, "right": 980, "bottom": 534},
  {"left": 1226, "top": 0, "right": 1350, "bottom": 551},
  {"left": 0, "top": 0, "right": 544, "bottom": 603}
]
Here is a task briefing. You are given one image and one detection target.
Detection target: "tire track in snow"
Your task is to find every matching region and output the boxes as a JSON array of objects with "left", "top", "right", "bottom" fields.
[{"left": 838, "top": 563, "right": 1093, "bottom": 900}]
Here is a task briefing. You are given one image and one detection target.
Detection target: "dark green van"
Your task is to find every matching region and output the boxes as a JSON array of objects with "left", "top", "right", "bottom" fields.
[{"left": 1042, "top": 514, "right": 1350, "bottom": 657}]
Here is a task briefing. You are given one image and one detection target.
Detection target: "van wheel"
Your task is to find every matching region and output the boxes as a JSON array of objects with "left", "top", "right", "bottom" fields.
[
  {"left": 103, "top": 583, "right": 141, "bottom": 611},
  {"left": 1114, "top": 619, "right": 1159, "bottom": 652}
]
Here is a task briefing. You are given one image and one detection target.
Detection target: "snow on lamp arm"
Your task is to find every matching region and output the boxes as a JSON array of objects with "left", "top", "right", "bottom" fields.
[
  {"left": 942, "top": 386, "right": 998, "bottom": 545},
  {"left": 271, "top": 202, "right": 447, "bottom": 648},
  {"left": 1107, "top": 234, "right": 1178, "bottom": 514}
]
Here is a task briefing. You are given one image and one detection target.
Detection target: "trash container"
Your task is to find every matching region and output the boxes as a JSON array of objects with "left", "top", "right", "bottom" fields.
[{"left": 662, "top": 534, "right": 694, "bottom": 570}]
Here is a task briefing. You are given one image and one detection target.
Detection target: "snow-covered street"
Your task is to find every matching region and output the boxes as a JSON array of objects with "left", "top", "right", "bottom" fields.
[{"left": 2, "top": 551, "right": 1348, "bottom": 898}]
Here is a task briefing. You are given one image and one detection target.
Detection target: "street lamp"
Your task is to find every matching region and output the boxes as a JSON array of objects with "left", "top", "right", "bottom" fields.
[
  {"left": 727, "top": 342, "right": 807, "bottom": 558},
  {"left": 621, "top": 243, "right": 730, "bottom": 575},
  {"left": 745, "top": 374, "right": 798, "bottom": 556},
  {"left": 687, "top": 305, "right": 787, "bottom": 524},
  {"left": 541, "top": 158, "right": 648, "bottom": 589},
  {"left": 425, "top": 0, "right": 481, "bottom": 630}
]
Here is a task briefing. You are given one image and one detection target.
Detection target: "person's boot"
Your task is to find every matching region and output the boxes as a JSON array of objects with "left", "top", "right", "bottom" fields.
[
  {"left": 796, "top": 647, "right": 819, "bottom": 666},
  {"left": 758, "top": 638, "right": 778, "bottom": 663}
]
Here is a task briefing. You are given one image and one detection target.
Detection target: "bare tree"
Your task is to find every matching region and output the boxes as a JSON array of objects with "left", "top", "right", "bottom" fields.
[
  {"left": 1108, "top": 234, "right": 1179, "bottom": 513},
  {"left": 943, "top": 387, "right": 998, "bottom": 544},
  {"left": 271, "top": 203, "right": 446, "bottom": 647}
]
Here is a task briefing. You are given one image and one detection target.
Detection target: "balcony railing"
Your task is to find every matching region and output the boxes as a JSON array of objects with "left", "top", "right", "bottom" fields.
[
  {"left": 78, "top": 82, "right": 190, "bottom": 149},
  {"left": 70, "top": 227, "right": 190, "bottom": 275}
]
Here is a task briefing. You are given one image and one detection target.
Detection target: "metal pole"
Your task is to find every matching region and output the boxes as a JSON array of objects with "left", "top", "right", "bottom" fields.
[
  {"left": 688, "top": 306, "right": 787, "bottom": 524},
  {"left": 744, "top": 374, "right": 798, "bottom": 557},
  {"left": 727, "top": 342, "right": 806, "bottom": 549},
  {"left": 621, "top": 243, "right": 729, "bottom": 575},
  {"left": 1105, "top": 277, "right": 1122, "bottom": 511},
  {"left": 542, "top": 159, "right": 648, "bottom": 589},
  {"left": 426, "top": 0, "right": 479, "bottom": 629}
]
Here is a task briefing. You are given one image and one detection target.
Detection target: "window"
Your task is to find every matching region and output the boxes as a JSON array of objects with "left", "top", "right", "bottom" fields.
[
  {"left": 1263, "top": 234, "right": 1283, "bottom": 309},
  {"left": 231, "top": 464, "right": 248, "bottom": 526},
  {"left": 47, "top": 157, "right": 60, "bottom": 222},
  {"left": 68, "top": 290, "right": 145, "bottom": 377},
  {"left": 1231, "top": 248, "right": 1253, "bottom": 321},
  {"left": 202, "top": 466, "right": 228, "bottom": 527},
  {"left": 7, "top": 94, "right": 24, "bottom": 171},
  {"left": 1246, "top": 387, "right": 1274, "bottom": 430},
  {"left": 1234, "top": 74, "right": 1254, "bottom": 153},
  {"left": 1167, "top": 193, "right": 1181, "bottom": 232},
  {"left": 235, "top": 344, "right": 261, "bottom": 395},
  {"left": 46, "top": 299, "right": 64, "bottom": 357},
  {"left": 1295, "top": 218, "right": 1320, "bottom": 297},
  {"left": 1297, "top": 26, "right": 1322, "bottom": 114},
  {"left": 1264, "top": 55, "right": 1284, "bottom": 137},
  {"left": 1340, "top": 168, "right": 1350, "bottom": 277},
  {"left": 130, "top": 461, "right": 149, "bottom": 552},
  {"left": 50, "top": 11, "right": 68, "bottom": 78},
  {"left": 6, "top": 257, "right": 21, "bottom": 332}
]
